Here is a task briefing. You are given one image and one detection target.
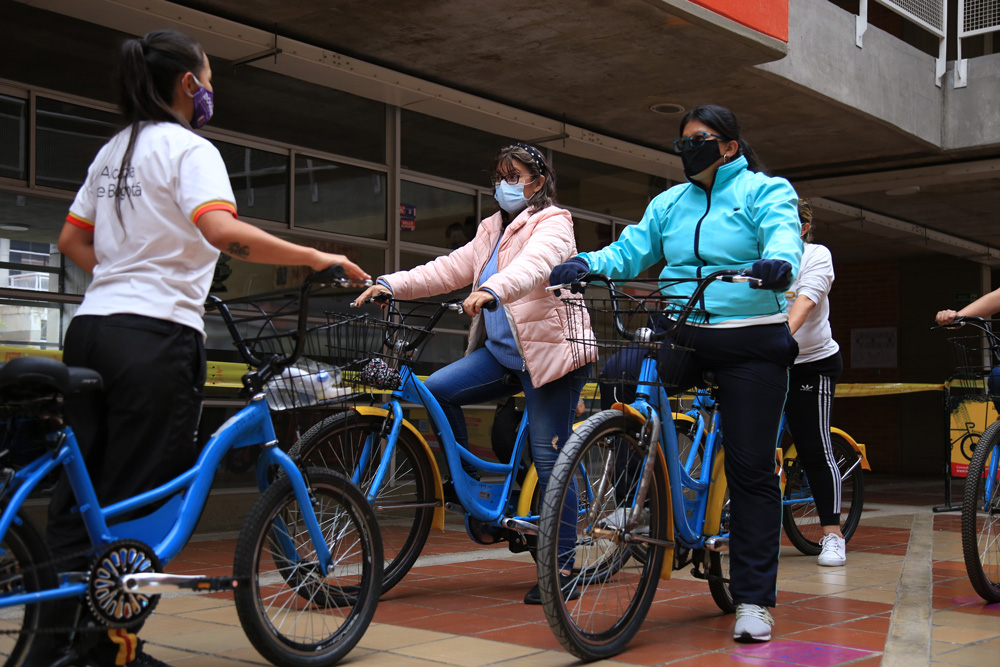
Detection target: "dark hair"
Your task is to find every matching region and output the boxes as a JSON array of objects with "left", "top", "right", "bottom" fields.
[
  {"left": 678, "top": 104, "right": 767, "bottom": 174},
  {"left": 798, "top": 198, "right": 814, "bottom": 242},
  {"left": 490, "top": 143, "right": 557, "bottom": 216},
  {"left": 114, "top": 30, "right": 206, "bottom": 223}
]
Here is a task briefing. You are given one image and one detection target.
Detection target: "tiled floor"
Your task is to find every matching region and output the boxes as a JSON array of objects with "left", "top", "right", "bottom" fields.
[{"left": 135, "top": 475, "right": 1000, "bottom": 666}]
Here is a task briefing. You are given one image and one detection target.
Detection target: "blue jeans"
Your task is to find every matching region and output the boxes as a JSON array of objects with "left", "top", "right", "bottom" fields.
[{"left": 424, "top": 347, "right": 587, "bottom": 568}]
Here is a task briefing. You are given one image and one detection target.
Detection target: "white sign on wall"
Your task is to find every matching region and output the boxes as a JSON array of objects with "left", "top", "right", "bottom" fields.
[{"left": 850, "top": 327, "right": 898, "bottom": 369}]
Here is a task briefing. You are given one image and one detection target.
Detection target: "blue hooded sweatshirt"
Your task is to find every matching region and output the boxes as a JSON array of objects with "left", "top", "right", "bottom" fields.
[{"left": 580, "top": 155, "right": 802, "bottom": 324}]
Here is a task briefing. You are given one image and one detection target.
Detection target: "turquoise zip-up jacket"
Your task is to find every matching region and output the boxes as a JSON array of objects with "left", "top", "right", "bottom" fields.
[{"left": 580, "top": 156, "right": 802, "bottom": 323}]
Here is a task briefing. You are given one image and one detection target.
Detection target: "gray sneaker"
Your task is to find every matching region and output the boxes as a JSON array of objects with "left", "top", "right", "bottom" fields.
[
  {"left": 597, "top": 507, "right": 649, "bottom": 535},
  {"left": 734, "top": 603, "right": 773, "bottom": 642}
]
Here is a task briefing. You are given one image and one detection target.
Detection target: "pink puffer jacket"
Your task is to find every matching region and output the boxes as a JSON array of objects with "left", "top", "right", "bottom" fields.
[{"left": 380, "top": 205, "right": 594, "bottom": 388}]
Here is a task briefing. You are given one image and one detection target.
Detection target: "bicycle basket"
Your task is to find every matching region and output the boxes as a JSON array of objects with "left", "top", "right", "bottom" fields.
[
  {"left": 215, "top": 292, "right": 356, "bottom": 411},
  {"left": 324, "top": 300, "right": 443, "bottom": 394},
  {"left": 947, "top": 334, "right": 1000, "bottom": 403},
  {"left": 561, "top": 281, "right": 707, "bottom": 398}
]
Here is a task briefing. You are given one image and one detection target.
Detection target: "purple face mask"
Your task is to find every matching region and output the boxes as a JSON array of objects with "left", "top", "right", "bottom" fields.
[{"left": 188, "top": 76, "right": 214, "bottom": 129}]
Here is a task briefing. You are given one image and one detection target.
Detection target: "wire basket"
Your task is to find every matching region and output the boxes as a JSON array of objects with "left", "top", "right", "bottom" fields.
[
  {"left": 947, "top": 334, "right": 1000, "bottom": 403},
  {"left": 324, "top": 299, "right": 448, "bottom": 395},
  {"left": 561, "top": 281, "right": 708, "bottom": 401}
]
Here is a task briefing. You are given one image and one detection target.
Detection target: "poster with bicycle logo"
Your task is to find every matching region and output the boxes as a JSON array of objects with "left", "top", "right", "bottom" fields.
[{"left": 949, "top": 396, "right": 998, "bottom": 476}]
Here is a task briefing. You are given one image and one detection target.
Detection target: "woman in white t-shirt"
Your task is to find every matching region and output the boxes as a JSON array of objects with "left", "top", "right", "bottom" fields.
[
  {"left": 44, "top": 29, "right": 369, "bottom": 667},
  {"left": 784, "top": 199, "right": 846, "bottom": 568}
]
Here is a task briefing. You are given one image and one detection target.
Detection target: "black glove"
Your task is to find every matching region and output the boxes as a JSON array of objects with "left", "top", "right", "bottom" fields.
[
  {"left": 749, "top": 259, "right": 793, "bottom": 290},
  {"left": 549, "top": 256, "right": 590, "bottom": 287}
]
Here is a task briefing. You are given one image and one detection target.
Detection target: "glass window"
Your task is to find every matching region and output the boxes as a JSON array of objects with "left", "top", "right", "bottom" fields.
[
  {"left": 0, "top": 297, "right": 76, "bottom": 350},
  {"left": 209, "top": 62, "right": 386, "bottom": 164},
  {"left": 480, "top": 191, "right": 498, "bottom": 221},
  {"left": 294, "top": 155, "right": 386, "bottom": 239},
  {"left": 0, "top": 192, "right": 90, "bottom": 295},
  {"left": 0, "top": 95, "right": 27, "bottom": 181},
  {"left": 401, "top": 111, "right": 514, "bottom": 184},
  {"left": 554, "top": 151, "right": 669, "bottom": 221},
  {"left": 574, "top": 218, "right": 613, "bottom": 254},
  {"left": 210, "top": 140, "right": 288, "bottom": 223},
  {"left": 399, "top": 181, "right": 476, "bottom": 249},
  {"left": 35, "top": 98, "right": 118, "bottom": 191}
]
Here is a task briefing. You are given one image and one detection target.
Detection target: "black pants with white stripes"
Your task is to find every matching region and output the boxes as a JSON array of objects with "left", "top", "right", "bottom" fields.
[{"left": 784, "top": 351, "right": 843, "bottom": 527}]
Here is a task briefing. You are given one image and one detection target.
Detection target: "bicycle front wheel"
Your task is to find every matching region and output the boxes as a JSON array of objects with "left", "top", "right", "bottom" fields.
[
  {"left": 0, "top": 514, "right": 55, "bottom": 667},
  {"left": 234, "top": 467, "right": 382, "bottom": 667},
  {"left": 289, "top": 410, "right": 435, "bottom": 593},
  {"left": 538, "top": 409, "right": 667, "bottom": 661},
  {"left": 962, "top": 421, "right": 1000, "bottom": 603},
  {"left": 782, "top": 433, "right": 865, "bottom": 555}
]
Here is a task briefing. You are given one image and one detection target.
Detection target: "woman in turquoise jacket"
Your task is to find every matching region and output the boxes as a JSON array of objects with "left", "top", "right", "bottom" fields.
[{"left": 551, "top": 104, "right": 801, "bottom": 644}]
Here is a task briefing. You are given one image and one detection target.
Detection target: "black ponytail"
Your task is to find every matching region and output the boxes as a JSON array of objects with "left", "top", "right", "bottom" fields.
[
  {"left": 678, "top": 104, "right": 768, "bottom": 175},
  {"left": 114, "top": 30, "right": 206, "bottom": 224}
]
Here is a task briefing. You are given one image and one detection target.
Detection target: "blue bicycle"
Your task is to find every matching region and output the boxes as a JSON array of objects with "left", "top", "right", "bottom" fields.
[
  {"left": 536, "top": 271, "right": 757, "bottom": 660},
  {"left": 287, "top": 296, "right": 605, "bottom": 593},
  {"left": 0, "top": 269, "right": 381, "bottom": 667}
]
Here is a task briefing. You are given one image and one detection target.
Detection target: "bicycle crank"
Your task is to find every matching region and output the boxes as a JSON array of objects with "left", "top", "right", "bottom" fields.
[{"left": 87, "top": 540, "right": 161, "bottom": 628}]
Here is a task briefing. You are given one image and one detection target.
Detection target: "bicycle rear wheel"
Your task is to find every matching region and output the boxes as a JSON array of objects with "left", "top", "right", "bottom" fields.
[
  {"left": 289, "top": 410, "right": 435, "bottom": 593},
  {"left": 538, "top": 409, "right": 667, "bottom": 661},
  {"left": 962, "top": 421, "right": 1000, "bottom": 603},
  {"left": 234, "top": 467, "right": 382, "bottom": 667},
  {"left": 782, "top": 433, "right": 865, "bottom": 555},
  {"left": 0, "top": 514, "right": 55, "bottom": 667}
]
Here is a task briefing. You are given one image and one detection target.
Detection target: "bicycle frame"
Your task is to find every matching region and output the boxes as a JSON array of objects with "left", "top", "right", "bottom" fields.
[
  {"left": 361, "top": 364, "right": 537, "bottom": 524},
  {"left": 0, "top": 394, "right": 332, "bottom": 610},
  {"left": 625, "top": 355, "right": 722, "bottom": 549}
]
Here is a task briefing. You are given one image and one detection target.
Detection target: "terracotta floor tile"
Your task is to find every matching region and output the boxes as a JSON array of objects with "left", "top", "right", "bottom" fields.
[
  {"left": 787, "top": 596, "right": 893, "bottom": 615},
  {"left": 834, "top": 616, "right": 891, "bottom": 634},
  {"left": 474, "top": 622, "right": 565, "bottom": 650},
  {"left": 404, "top": 612, "right": 527, "bottom": 635},
  {"left": 373, "top": 602, "right": 448, "bottom": 624},
  {"left": 784, "top": 627, "right": 888, "bottom": 652},
  {"left": 614, "top": 640, "right": 707, "bottom": 666}
]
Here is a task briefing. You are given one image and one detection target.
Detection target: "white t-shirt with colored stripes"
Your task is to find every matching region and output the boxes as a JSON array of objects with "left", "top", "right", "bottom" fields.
[{"left": 67, "top": 122, "right": 235, "bottom": 336}]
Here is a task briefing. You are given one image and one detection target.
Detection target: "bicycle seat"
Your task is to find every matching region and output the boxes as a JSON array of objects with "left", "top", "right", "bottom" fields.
[
  {"left": 0, "top": 356, "right": 102, "bottom": 401},
  {"left": 700, "top": 371, "right": 716, "bottom": 387}
]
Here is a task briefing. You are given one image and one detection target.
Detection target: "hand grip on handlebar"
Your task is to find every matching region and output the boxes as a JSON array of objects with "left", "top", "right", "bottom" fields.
[
  {"left": 482, "top": 299, "right": 498, "bottom": 312},
  {"left": 930, "top": 315, "right": 983, "bottom": 330}
]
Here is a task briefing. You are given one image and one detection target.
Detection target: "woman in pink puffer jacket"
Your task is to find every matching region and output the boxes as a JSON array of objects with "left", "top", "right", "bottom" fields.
[{"left": 354, "top": 143, "right": 593, "bottom": 604}]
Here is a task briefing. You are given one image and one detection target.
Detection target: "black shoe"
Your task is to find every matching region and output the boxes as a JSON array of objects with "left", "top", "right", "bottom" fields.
[
  {"left": 126, "top": 651, "right": 170, "bottom": 667},
  {"left": 523, "top": 574, "right": 581, "bottom": 605}
]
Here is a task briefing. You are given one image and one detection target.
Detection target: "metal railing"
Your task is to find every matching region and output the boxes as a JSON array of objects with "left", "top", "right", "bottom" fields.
[
  {"left": 956, "top": 0, "right": 1000, "bottom": 87},
  {"left": 855, "top": 0, "right": 948, "bottom": 86}
]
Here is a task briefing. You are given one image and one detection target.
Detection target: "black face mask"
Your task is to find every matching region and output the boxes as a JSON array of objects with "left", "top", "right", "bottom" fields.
[{"left": 681, "top": 140, "right": 725, "bottom": 180}]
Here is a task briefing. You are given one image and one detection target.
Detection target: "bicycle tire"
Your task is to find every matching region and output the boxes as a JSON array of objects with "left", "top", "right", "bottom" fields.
[
  {"left": 0, "top": 514, "right": 55, "bottom": 667},
  {"left": 289, "top": 410, "right": 435, "bottom": 594},
  {"left": 538, "top": 409, "right": 667, "bottom": 661},
  {"left": 234, "top": 467, "right": 382, "bottom": 667},
  {"left": 782, "top": 433, "right": 865, "bottom": 556},
  {"left": 961, "top": 420, "right": 1000, "bottom": 603},
  {"left": 706, "top": 483, "right": 734, "bottom": 613}
]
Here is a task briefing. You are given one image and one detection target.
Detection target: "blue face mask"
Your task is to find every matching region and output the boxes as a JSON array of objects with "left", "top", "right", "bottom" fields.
[{"left": 494, "top": 181, "right": 529, "bottom": 214}]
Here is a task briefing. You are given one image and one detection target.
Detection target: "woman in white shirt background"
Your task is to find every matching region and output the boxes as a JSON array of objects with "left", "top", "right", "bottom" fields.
[
  {"left": 45, "top": 29, "right": 368, "bottom": 667},
  {"left": 784, "top": 199, "right": 846, "bottom": 567}
]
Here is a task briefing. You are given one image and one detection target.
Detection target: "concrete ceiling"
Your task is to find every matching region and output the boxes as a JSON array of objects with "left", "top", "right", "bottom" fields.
[
  {"left": 4, "top": 0, "right": 998, "bottom": 266},
  {"left": 165, "top": 0, "right": 1000, "bottom": 265}
]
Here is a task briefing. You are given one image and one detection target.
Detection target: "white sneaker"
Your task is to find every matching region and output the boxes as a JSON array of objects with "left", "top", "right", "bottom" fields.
[
  {"left": 817, "top": 533, "right": 846, "bottom": 567},
  {"left": 597, "top": 507, "right": 649, "bottom": 535},
  {"left": 733, "top": 603, "right": 773, "bottom": 642}
]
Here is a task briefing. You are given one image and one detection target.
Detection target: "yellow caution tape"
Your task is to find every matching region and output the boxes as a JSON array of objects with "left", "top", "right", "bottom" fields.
[{"left": 0, "top": 346, "right": 967, "bottom": 399}]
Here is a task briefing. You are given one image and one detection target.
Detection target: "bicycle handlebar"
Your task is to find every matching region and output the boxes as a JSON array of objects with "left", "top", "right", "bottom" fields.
[{"left": 548, "top": 270, "right": 760, "bottom": 342}]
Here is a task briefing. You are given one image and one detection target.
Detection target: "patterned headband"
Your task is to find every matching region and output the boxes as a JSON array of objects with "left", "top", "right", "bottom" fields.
[{"left": 514, "top": 142, "right": 547, "bottom": 174}]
